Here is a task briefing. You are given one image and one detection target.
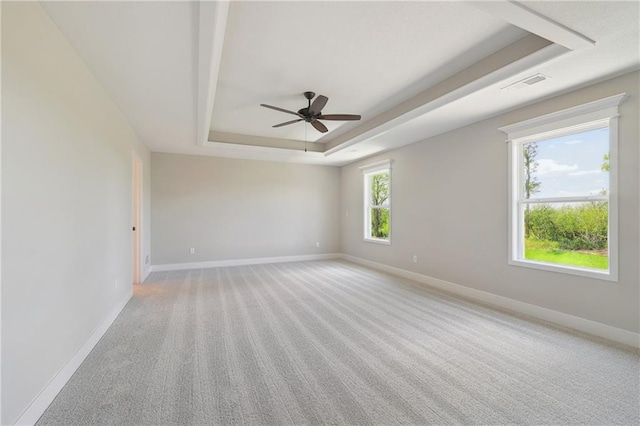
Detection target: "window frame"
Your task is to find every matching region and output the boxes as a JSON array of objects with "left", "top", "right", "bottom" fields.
[
  {"left": 500, "top": 93, "right": 627, "bottom": 282},
  {"left": 360, "top": 159, "right": 392, "bottom": 245}
]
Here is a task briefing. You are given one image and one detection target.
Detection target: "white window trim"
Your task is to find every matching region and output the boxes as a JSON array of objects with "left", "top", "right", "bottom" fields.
[
  {"left": 360, "top": 159, "right": 392, "bottom": 245},
  {"left": 500, "top": 93, "right": 627, "bottom": 282}
]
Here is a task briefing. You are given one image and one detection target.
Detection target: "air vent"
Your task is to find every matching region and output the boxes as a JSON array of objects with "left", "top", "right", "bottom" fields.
[{"left": 502, "top": 73, "right": 550, "bottom": 91}]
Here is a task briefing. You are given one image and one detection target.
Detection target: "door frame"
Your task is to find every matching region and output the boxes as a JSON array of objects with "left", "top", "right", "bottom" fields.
[{"left": 132, "top": 154, "right": 143, "bottom": 284}]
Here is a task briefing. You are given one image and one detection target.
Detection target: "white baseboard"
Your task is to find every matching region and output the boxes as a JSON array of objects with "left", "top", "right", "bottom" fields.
[
  {"left": 142, "top": 264, "right": 151, "bottom": 282},
  {"left": 150, "top": 253, "right": 341, "bottom": 272},
  {"left": 340, "top": 254, "right": 640, "bottom": 349},
  {"left": 14, "top": 290, "right": 133, "bottom": 426}
]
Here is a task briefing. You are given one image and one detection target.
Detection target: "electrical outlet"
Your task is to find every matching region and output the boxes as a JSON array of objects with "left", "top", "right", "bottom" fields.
[
  {"left": 114, "top": 280, "right": 118, "bottom": 290},
  {"left": 316, "top": 241, "right": 320, "bottom": 248},
  {"left": 146, "top": 255, "right": 150, "bottom": 264},
  {"left": 189, "top": 248, "right": 195, "bottom": 254},
  {"left": 346, "top": 211, "right": 349, "bottom": 218},
  {"left": 412, "top": 255, "right": 418, "bottom": 263}
]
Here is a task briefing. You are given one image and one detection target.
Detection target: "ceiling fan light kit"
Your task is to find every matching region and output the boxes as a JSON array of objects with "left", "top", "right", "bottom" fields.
[{"left": 260, "top": 91, "right": 361, "bottom": 134}]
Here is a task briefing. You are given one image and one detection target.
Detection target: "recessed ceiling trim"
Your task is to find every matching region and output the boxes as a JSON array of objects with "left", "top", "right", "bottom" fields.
[
  {"left": 324, "top": 34, "right": 566, "bottom": 157},
  {"left": 203, "top": 141, "right": 327, "bottom": 165},
  {"left": 208, "top": 130, "right": 324, "bottom": 153},
  {"left": 470, "top": 1, "right": 595, "bottom": 51},
  {"left": 197, "top": 1, "right": 229, "bottom": 146}
]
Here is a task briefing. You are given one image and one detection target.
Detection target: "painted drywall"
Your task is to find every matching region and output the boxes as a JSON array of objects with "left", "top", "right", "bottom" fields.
[
  {"left": 341, "top": 71, "right": 639, "bottom": 334},
  {"left": 1, "top": 2, "right": 151, "bottom": 424},
  {"left": 151, "top": 153, "right": 340, "bottom": 265}
]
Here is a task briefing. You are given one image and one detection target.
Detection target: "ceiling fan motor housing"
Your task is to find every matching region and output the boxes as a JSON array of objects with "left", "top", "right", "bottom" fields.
[{"left": 298, "top": 108, "right": 315, "bottom": 121}]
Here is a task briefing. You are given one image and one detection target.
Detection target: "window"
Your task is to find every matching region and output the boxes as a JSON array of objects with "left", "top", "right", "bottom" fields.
[
  {"left": 360, "top": 160, "right": 391, "bottom": 244},
  {"left": 500, "top": 94, "right": 627, "bottom": 281}
]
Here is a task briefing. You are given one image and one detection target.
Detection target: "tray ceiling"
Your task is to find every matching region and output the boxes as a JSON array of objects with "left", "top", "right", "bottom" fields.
[
  {"left": 210, "top": 1, "right": 527, "bottom": 144},
  {"left": 40, "top": 1, "right": 639, "bottom": 166}
]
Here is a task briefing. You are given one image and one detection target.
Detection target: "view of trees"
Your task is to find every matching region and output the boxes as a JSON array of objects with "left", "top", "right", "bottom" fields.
[
  {"left": 601, "top": 152, "right": 610, "bottom": 172},
  {"left": 526, "top": 202, "right": 608, "bottom": 250},
  {"left": 522, "top": 142, "right": 609, "bottom": 269},
  {"left": 523, "top": 142, "right": 541, "bottom": 238},
  {"left": 370, "top": 172, "right": 390, "bottom": 239},
  {"left": 523, "top": 142, "right": 541, "bottom": 199}
]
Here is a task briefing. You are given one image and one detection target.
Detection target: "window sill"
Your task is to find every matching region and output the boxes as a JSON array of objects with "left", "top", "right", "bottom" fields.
[
  {"left": 508, "top": 258, "right": 617, "bottom": 282},
  {"left": 364, "top": 238, "right": 391, "bottom": 245}
]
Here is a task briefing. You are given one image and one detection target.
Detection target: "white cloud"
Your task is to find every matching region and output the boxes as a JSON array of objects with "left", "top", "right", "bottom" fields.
[
  {"left": 536, "top": 158, "right": 578, "bottom": 176},
  {"left": 568, "top": 169, "right": 601, "bottom": 176},
  {"left": 555, "top": 190, "right": 583, "bottom": 197},
  {"left": 564, "top": 139, "right": 583, "bottom": 145}
]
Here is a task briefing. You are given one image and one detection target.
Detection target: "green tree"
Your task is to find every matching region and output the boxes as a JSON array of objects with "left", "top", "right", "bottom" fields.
[
  {"left": 370, "top": 173, "right": 390, "bottom": 238},
  {"left": 527, "top": 202, "right": 608, "bottom": 250},
  {"left": 599, "top": 152, "right": 610, "bottom": 196},
  {"left": 523, "top": 142, "right": 541, "bottom": 199},
  {"left": 523, "top": 142, "right": 540, "bottom": 237},
  {"left": 601, "top": 152, "right": 610, "bottom": 172}
]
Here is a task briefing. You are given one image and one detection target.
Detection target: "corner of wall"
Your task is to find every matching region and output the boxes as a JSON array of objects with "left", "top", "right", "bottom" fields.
[{"left": 12, "top": 291, "right": 133, "bottom": 425}]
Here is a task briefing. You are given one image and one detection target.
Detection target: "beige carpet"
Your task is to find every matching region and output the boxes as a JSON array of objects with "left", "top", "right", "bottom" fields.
[{"left": 37, "top": 260, "right": 639, "bottom": 425}]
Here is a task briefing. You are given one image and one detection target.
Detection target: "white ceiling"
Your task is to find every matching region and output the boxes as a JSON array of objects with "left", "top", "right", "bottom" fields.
[
  {"left": 40, "top": 1, "right": 639, "bottom": 166},
  {"left": 41, "top": 1, "right": 198, "bottom": 154},
  {"left": 211, "top": 1, "right": 526, "bottom": 143}
]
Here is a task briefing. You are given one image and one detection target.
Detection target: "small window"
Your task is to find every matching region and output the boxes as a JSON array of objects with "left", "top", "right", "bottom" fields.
[
  {"left": 501, "top": 94, "right": 626, "bottom": 281},
  {"left": 360, "top": 160, "right": 391, "bottom": 244}
]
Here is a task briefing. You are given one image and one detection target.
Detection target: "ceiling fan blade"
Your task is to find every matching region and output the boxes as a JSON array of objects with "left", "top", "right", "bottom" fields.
[
  {"left": 273, "top": 118, "right": 304, "bottom": 128},
  {"left": 311, "top": 120, "right": 328, "bottom": 133},
  {"left": 317, "top": 114, "right": 361, "bottom": 121},
  {"left": 260, "top": 104, "right": 303, "bottom": 117},
  {"left": 309, "top": 95, "right": 328, "bottom": 115}
]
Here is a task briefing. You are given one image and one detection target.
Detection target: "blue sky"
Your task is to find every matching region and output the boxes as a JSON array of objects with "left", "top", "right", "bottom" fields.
[{"left": 528, "top": 127, "right": 609, "bottom": 199}]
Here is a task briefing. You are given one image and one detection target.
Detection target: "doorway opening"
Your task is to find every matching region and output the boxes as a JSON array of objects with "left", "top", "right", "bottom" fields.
[{"left": 132, "top": 155, "right": 143, "bottom": 284}]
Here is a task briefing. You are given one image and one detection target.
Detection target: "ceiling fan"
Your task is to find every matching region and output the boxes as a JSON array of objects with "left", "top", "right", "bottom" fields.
[{"left": 260, "top": 91, "right": 361, "bottom": 133}]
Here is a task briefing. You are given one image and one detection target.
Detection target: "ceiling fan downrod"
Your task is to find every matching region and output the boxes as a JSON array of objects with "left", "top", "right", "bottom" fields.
[{"left": 299, "top": 91, "right": 316, "bottom": 122}]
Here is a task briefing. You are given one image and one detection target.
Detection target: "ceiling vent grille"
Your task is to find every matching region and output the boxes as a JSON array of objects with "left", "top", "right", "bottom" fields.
[{"left": 502, "top": 73, "right": 550, "bottom": 91}]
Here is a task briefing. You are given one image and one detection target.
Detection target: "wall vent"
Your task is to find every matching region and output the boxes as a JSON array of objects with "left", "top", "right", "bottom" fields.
[{"left": 502, "top": 73, "right": 550, "bottom": 91}]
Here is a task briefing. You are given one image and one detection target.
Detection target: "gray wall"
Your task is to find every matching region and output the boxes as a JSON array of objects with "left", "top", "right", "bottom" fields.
[
  {"left": 1, "top": 3, "right": 151, "bottom": 423},
  {"left": 340, "top": 71, "right": 639, "bottom": 333},
  {"left": 151, "top": 153, "right": 341, "bottom": 264}
]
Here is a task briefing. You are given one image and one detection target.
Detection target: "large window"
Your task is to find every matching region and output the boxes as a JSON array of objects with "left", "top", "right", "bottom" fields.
[
  {"left": 501, "top": 94, "right": 626, "bottom": 281},
  {"left": 360, "top": 160, "right": 391, "bottom": 244}
]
